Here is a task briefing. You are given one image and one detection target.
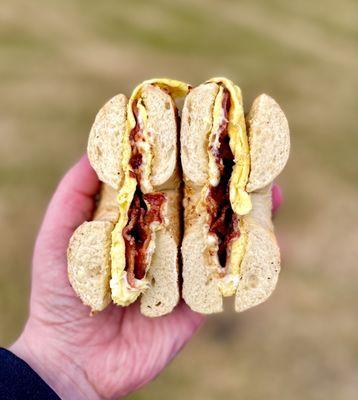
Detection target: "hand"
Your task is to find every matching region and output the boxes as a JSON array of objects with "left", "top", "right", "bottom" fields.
[
  {"left": 272, "top": 183, "right": 283, "bottom": 215},
  {"left": 10, "top": 155, "right": 283, "bottom": 400},
  {"left": 10, "top": 155, "right": 205, "bottom": 400}
]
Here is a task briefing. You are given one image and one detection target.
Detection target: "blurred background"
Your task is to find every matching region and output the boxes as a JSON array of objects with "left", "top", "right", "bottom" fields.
[{"left": 1, "top": 0, "right": 358, "bottom": 398}]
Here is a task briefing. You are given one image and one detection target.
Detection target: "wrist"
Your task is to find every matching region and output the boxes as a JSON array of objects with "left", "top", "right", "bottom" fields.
[{"left": 10, "top": 321, "right": 100, "bottom": 400}]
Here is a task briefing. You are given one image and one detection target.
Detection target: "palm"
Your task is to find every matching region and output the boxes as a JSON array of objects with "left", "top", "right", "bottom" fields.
[
  {"left": 32, "top": 266, "right": 200, "bottom": 399},
  {"left": 23, "top": 156, "right": 203, "bottom": 399}
]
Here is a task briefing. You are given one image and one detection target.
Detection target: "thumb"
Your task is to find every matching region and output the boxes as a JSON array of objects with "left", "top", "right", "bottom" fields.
[{"left": 33, "top": 155, "right": 100, "bottom": 271}]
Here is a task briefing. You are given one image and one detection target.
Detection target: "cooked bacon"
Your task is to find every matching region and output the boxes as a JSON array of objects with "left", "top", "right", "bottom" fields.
[
  {"left": 123, "top": 190, "right": 166, "bottom": 287},
  {"left": 207, "top": 89, "right": 240, "bottom": 269},
  {"left": 123, "top": 195, "right": 141, "bottom": 286},
  {"left": 123, "top": 99, "right": 169, "bottom": 287},
  {"left": 130, "top": 153, "right": 142, "bottom": 171},
  {"left": 129, "top": 102, "right": 143, "bottom": 178},
  {"left": 143, "top": 192, "right": 166, "bottom": 225}
]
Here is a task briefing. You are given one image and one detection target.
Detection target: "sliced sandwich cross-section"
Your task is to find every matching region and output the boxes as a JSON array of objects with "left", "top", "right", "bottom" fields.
[
  {"left": 181, "top": 77, "right": 290, "bottom": 314},
  {"left": 68, "top": 79, "right": 190, "bottom": 317},
  {"left": 67, "top": 76, "right": 290, "bottom": 317}
]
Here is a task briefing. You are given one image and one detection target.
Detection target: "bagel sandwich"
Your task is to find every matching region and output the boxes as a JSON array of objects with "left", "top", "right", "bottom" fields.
[
  {"left": 181, "top": 77, "right": 290, "bottom": 314},
  {"left": 67, "top": 79, "right": 190, "bottom": 317}
]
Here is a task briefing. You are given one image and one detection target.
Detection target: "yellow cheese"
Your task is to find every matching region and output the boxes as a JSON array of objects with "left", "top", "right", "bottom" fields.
[{"left": 110, "top": 79, "right": 190, "bottom": 306}]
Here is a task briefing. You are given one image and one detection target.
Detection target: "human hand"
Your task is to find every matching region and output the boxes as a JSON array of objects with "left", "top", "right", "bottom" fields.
[
  {"left": 10, "top": 155, "right": 204, "bottom": 399},
  {"left": 10, "top": 155, "right": 282, "bottom": 400}
]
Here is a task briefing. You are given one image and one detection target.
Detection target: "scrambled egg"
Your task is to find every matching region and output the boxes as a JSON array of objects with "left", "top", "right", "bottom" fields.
[
  {"left": 206, "top": 77, "right": 252, "bottom": 297},
  {"left": 110, "top": 79, "right": 190, "bottom": 306}
]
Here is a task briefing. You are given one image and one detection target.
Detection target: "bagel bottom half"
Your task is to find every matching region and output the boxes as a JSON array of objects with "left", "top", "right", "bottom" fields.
[
  {"left": 182, "top": 184, "right": 280, "bottom": 314},
  {"left": 67, "top": 184, "right": 180, "bottom": 317}
]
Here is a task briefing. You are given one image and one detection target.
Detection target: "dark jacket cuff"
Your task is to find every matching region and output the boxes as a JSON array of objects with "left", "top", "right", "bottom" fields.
[{"left": 0, "top": 348, "right": 60, "bottom": 399}]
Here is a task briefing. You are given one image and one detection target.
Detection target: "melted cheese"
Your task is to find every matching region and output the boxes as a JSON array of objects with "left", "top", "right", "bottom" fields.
[
  {"left": 218, "top": 228, "right": 248, "bottom": 296},
  {"left": 206, "top": 77, "right": 252, "bottom": 297},
  {"left": 208, "top": 85, "right": 225, "bottom": 187},
  {"left": 110, "top": 79, "right": 190, "bottom": 306}
]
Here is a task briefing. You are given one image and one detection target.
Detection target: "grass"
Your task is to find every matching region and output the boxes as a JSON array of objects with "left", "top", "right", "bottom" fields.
[{"left": 1, "top": 0, "right": 358, "bottom": 398}]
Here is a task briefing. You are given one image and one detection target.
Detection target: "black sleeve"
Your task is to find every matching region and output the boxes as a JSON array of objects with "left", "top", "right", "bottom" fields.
[{"left": 0, "top": 348, "right": 60, "bottom": 399}]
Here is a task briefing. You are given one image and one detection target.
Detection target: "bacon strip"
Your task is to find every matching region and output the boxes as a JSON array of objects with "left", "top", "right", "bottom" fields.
[
  {"left": 123, "top": 100, "right": 168, "bottom": 287},
  {"left": 207, "top": 89, "right": 240, "bottom": 269},
  {"left": 143, "top": 192, "right": 166, "bottom": 225},
  {"left": 123, "top": 191, "right": 166, "bottom": 287},
  {"left": 129, "top": 102, "right": 143, "bottom": 178}
]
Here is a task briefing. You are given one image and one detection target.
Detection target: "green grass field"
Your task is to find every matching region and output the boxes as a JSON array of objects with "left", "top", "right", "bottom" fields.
[{"left": 1, "top": 0, "right": 358, "bottom": 398}]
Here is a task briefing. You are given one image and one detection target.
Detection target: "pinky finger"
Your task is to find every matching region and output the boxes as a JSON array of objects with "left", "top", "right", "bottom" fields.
[{"left": 272, "top": 183, "right": 283, "bottom": 214}]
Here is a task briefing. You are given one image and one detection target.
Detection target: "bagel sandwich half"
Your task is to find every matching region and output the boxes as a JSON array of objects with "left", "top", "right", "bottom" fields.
[
  {"left": 181, "top": 77, "right": 290, "bottom": 314},
  {"left": 67, "top": 79, "right": 190, "bottom": 317}
]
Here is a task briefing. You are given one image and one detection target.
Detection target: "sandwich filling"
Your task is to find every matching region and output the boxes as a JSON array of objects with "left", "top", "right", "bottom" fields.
[
  {"left": 207, "top": 89, "right": 240, "bottom": 268},
  {"left": 205, "top": 78, "right": 252, "bottom": 297},
  {"left": 110, "top": 79, "right": 189, "bottom": 306},
  {"left": 123, "top": 102, "right": 167, "bottom": 288}
]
